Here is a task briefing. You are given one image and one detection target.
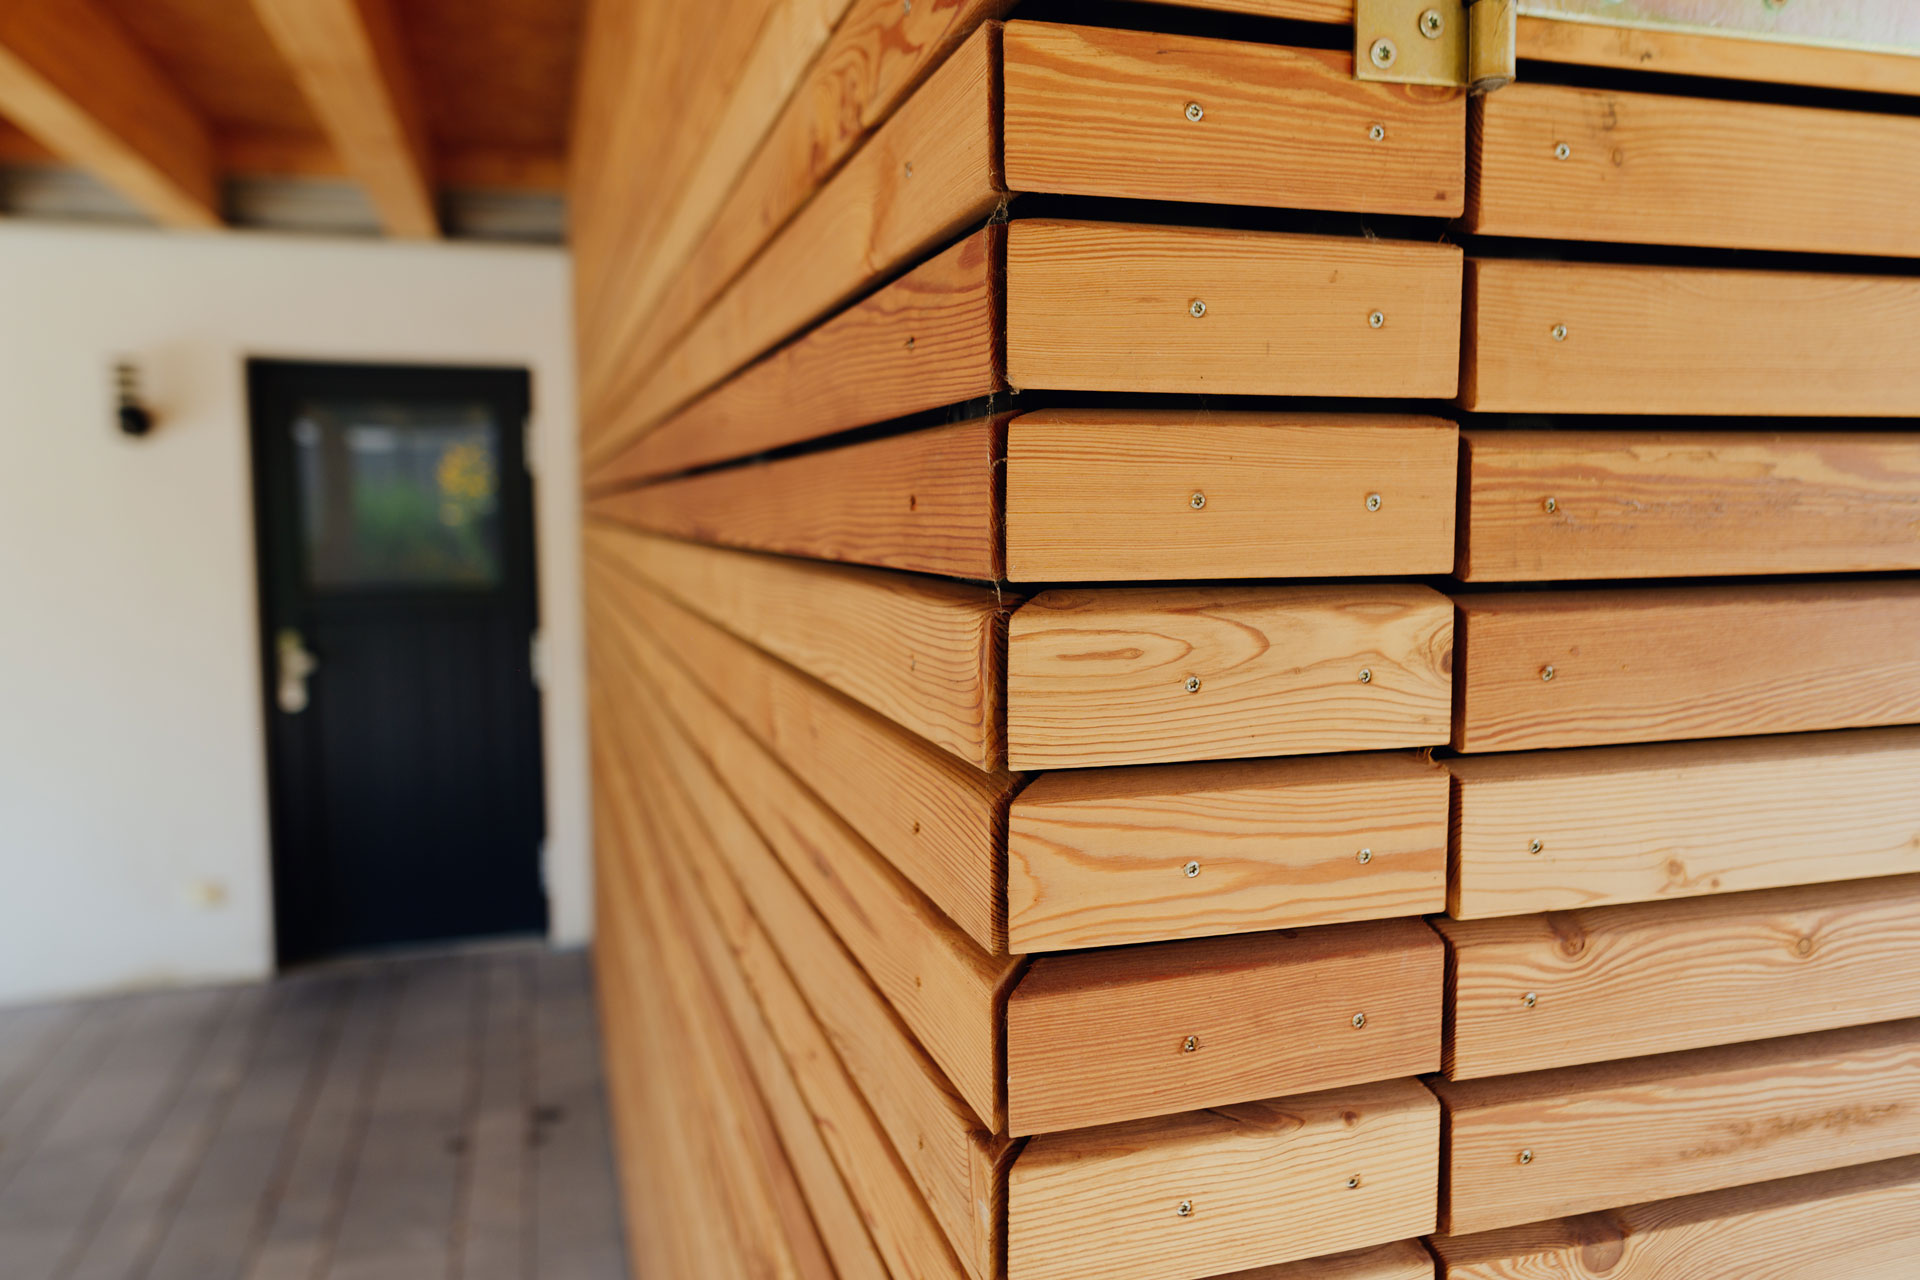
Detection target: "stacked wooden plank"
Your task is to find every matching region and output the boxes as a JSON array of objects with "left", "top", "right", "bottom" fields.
[{"left": 572, "top": 1, "right": 1920, "bottom": 1278}]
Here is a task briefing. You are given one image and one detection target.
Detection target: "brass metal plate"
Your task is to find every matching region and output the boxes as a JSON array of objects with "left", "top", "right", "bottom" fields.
[{"left": 1355, "top": 0, "right": 1470, "bottom": 85}]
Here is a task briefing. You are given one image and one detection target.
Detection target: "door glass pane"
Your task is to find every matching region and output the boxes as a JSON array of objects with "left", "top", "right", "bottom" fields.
[{"left": 291, "top": 400, "right": 503, "bottom": 588}]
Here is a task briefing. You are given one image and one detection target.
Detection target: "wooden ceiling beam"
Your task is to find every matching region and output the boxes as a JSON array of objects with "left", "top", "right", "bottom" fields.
[
  {"left": 0, "top": 0, "right": 221, "bottom": 229},
  {"left": 250, "top": 0, "right": 438, "bottom": 238}
]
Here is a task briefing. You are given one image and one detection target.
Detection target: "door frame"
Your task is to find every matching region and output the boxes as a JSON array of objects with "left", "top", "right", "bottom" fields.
[{"left": 246, "top": 357, "right": 546, "bottom": 967}]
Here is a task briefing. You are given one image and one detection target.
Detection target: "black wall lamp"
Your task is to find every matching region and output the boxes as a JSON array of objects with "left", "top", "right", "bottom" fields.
[{"left": 114, "top": 360, "right": 154, "bottom": 437}]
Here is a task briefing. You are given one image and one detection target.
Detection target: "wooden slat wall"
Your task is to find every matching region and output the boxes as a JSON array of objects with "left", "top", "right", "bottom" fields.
[{"left": 574, "top": 3, "right": 1920, "bottom": 1278}]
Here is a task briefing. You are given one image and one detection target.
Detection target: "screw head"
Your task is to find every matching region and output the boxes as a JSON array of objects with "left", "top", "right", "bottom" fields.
[
  {"left": 1185, "top": 676, "right": 1202, "bottom": 694},
  {"left": 1541, "top": 665, "right": 1556, "bottom": 682},
  {"left": 1420, "top": 8, "right": 1444, "bottom": 37},
  {"left": 1543, "top": 496, "right": 1558, "bottom": 514},
  {"left": 1183, "top": 1035, "right": 1199, "bottom": 1053},
  {"left": 1176, "top": 1200, "right": 1194, "bottom": 1217},
  {"left": 1366, "top": 492, "right": 1383, "bottom": 511},
  {"left": 1357, "top": 848, "right": 1373, "bottom": 865},
  {"left": 1189, "top": 299, "right": 1207, "bottom": 319},
  {"left": 1368, "top": 310, "right": 1385, "bottom": 329},
  {"left": 1554, "top": 141, "right": 1572, "bottom": 160},
  {"left": 1551, "top": 323, "right": 1569, "bottom": 342},
  {"left": 1523, "top": 991, "right": 1538, "bottom": 1008},
  {"left": 1351, "top": 1012, "right": 1367, "bottom": 1029},
  {"left": 1519, "top": 1149, "right": 1534, "bottom": 1165},
  {"left": 1183, "top": 860, "right": 1201, "bottom": 879},
  {"left": 1347, "top": 1174, "right": 1362, "bottom": 1189},
  {"left": 1368, "top": 122, "right": 1385, "bottom": 141},
  {"left": 1528, "top": 838, "right": 1544, "bottom": 855},
  {"left": 1358, "top": 668, "right": 1373, "bottom": 684},
  {"left": 1190, "top": 492, "right": 1207, "bottom": 510},
  {"left": 1185, "top": 101, "right": 1205, "bottom": 123},
  {"left": 1370, "top": 38, "right": 1398, "bottom": 69}
]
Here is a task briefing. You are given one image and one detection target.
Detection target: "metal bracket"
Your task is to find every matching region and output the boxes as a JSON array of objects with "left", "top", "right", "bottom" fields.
[{"left": 1356, "top": 0, "right": 1516, "bottom": 92}]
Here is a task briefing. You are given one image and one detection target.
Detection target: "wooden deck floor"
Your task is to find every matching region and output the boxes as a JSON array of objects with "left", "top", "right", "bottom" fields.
[{"left": 0, "top": 945, "right": 629, "bottom": 1280}]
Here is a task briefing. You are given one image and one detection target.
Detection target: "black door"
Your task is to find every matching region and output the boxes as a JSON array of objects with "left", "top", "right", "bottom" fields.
[{"left": 250, "top": 360, "right": 547, "bottom": 966}]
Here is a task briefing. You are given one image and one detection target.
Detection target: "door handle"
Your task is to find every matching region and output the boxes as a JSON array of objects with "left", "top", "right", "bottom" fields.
[{"left": 276, "top": 628, "right": 319, "bottom": 714}]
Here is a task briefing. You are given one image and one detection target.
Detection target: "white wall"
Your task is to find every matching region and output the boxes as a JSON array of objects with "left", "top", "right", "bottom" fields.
[{"left": 0, "top": 222, "right": 590, "bottom": 1006}]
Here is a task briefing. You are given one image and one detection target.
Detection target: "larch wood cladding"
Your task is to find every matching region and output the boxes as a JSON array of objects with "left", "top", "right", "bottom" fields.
[{"left": 576, "top": 3, "right": 1920, "bottom": 1277}]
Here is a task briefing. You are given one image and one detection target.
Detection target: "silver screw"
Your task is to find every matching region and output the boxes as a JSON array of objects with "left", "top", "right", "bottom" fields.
[
  {"left": 1352, "top": 1012, "right": 1367, "bottom": 1029},
  {"left": 1528, "top": 838, "right": 1544, "bottom": 855},
  {"left": 903, "top": 161, "right": 913, "bottom": 178},
  {"left": 1358, "top": 668, "right": 1373, "bottom": 684},
  {"left": 1368, "top": 123, "right": 1385, "bottom": 141},
  {"left": 1370, "top": 38, "right": 1398, "bottom": 69},
  {"left": 1519, "top": 1149, "right": 1534, "bottom": 1165},
  {"left": 1523, "top": 992, "right": 1538, "bottom": 1008},
  {"left": 1190, "top": 492, "right": 1207, "bottom": 510},
  {"left": 1183, "top": 861, "right": 1201, "bottom": 879},
  {"left": 1541, "top": 665, "right": 1556, "bottom": 682},
  {"left": 1366, "top": 492, "right": 1383, "bottom": 511},
  {"left": 1190, "top": 299, "right": 1207, "bottom": 319},
  {"left": 1185, "top": 676, "right": 1202, "bottom": 694},
  {"left": 902, "top": 0, "right": 910, "bottom": 11},
  {"left": 1183, "top": 1035, "right": 1199, "bottom": 1053},
  {"left": 1185, "top": 101, "right": 1205, "bottom": 123},
  {"left": 1358, "top": 848, "right": 1373, "bottom": 864},
  {"left": 1420, "top": 8, "right": 1444, "bottom": 37},
  {"left": 1347, "top": 1174, "right": 1362, "bottom": 1189},
  {"left": 1176, "top": 1200, "right": 1194, "bottom": 1217},
  {"left": 1551, "top": 323, "right": 1568, "bottom": 342},
  {"left": 1554, "top": 142, "right": 1572, "bottom": 160},
  {"left": 1543, "top": 496, "right": 1558, "bottom": 514},
  {"left": 1368, "top": 310, "right": 1385, "bottom": 329}
]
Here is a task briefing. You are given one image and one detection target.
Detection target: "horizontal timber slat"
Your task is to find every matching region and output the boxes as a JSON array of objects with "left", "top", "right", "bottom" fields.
[
  {"left": 1451, "top": 581, "right": 1920, "bottom": 753},
  {"left": 1009, "top": 752, "right": 1448, "bottom": 954},
  {"left": 1008, "top": 585, "right": 1454, "bottom": 770},
  {"left": 1007, "top": 220, "right": 1462, "bottom": 398},
  {"left": 1003, "top": 22, "right": 1463, "bottom": 216},
  {"left": 1433, "top": 1019, "right": 1920, "bottom": 1235},
  {"left": 1430, "top": 1154, "right": 1920, "bottom": 1280},
  {"left": 1009, "top": 1078, "right": 1438, "bottom": 1280},
  {"left": 1436, "top": 874, "right": 1920, "bottom": 1079},
  {"left": 589, "top": 525, "right": 1012, "bottom": 771},
  {"left": 1446, "top": 727, "right": 1920, "bottom": 919},
  {"left": 589, "top": 416, "right": 1005, "bottom": 580},
  {"left": 1006, "top": 918, "right": 1442, "bottom": 1135},
  {"left": 1456, "top": 428, "right": 1920, "bottom": 581},
  {"left": 1469, "top": 81, "right": 1920, "bottom": 256},
  {"left": 1005, "top": 411, "right": 1458, "bottom": 582},
  {"left": 1230, "top": 1240, "right": 1435, "bottom": 1280},
  {"left": 593, "top": 568, "right": 1018, "bottom": 1128},
  {"left": 1462, "top": 257, "right": 1920, "bottom": 415},
  {"left": 589, "top": 229, "right": 1003, "bottom": 489}
]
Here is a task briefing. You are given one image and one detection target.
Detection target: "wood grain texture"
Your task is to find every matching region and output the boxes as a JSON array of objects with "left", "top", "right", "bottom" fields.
[
  {"left": 588, "top": 535, "right": 1017, "bottom": 952},
  {"left": 1469, "top": 81, "right": 1920, "bottom": 255},
  {"left": 1009, "top": 752, "right": 1448, "bottom": 953},
  {"left": 579, "top": 0, "right": 1010, "bottom": 459},
  {"left": 1008, "top": 585, "right": 1454, "bottom": 770},
  {"left": 1514, "top": 14, "right": 1920, "bottom": 98},
  {"left": 1003, "top": 22, "right": 1462, "bottom": 215},
  {"left": 589, "top": 416, "right": 1004, "bottom": 580},
  {"left": 594, "top": 571, "right": 1019, "bottom": 1130},
  {"left": 1433, "top": 1019, "right": 1920, "bottom": 1235},
  {"left": 589, "top": 228, "right": 1003, "bottom": 489},
  {"left": 1006, "top": 918, "right": 1442, "bottom": 1135},
  {"left": 1462, "top": 258, "right": 1920, "bottom": 415},
  {"left": 1005, "top": 411, "right": 1458, "bottom": 582},
  {"left": 1229, "top": 1240, "right": 1434, "bottom": 1280},
  {"left": 250, "top": 0, "right": 437, "bottom": 237},
  {"left": 1447, "top": 728, "right": 1920, "bottom": 919},
  {"left": 1431, "top": 1154, "right": 1920, "bottom": 1280},
  {"left": 1436, "top": 874, "right": 1920, "bottom": 1079},
  {"left": 590, "top": 524, "right": 1011, "bottom": 771},
  {"left": 1009, "top": 1078, "right": 1438, "bottom": 1280},
  {"left": 1006, "top": 220, "right": 1462, "bottom": 398},
  {"left": 1456, "top": 428, "right": 1920, "bottom": 581},
  {"left": 603, "top": 655, "right": 996, "bottom": 1280},
  {"left": 590, "top": 22, "right": 1003, "bottom": 459},
  {"left": 1451, "top": 581, "right": 1920, "bottom": 753},
  {"left": 1123, "top": 0, "right": 1353, "bottom": 23},
  {"left": 0, "top": 0, "right": 219, "bottom": 228}
]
